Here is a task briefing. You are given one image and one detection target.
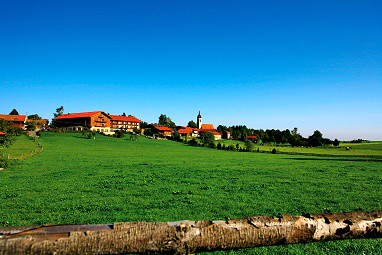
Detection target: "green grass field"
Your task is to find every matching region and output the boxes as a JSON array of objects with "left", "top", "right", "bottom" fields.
[
  {"left": 1, "top": 132, "right": 381, "bottom": 254},
  {"left": 216, "top": 139, "right": 382, "bottom": 158}
]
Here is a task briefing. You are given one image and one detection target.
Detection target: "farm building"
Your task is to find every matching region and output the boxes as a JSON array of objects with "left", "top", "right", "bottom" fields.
[
  {"left": 110, "top": 115, "right": 141, "bottom": 132},
  {"left": 177, "top": 126, "right": 199, "bottom": 138},
  {"left": 0, "top": 114, "right": 27, "bottom": 130},
  {"left": 152, "top": 125, "right": 173, "bottom": 137},
  {"left": 247, "top": 135, "right": 258, "bottom": 142},
  {"left": 53, "top": 111, "right": 112, "bottom": 134}
]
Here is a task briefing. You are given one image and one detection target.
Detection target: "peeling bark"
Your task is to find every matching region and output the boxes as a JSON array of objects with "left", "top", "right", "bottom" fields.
[{"left": 0, "top": 211, "right": 381, "bottom": 254}]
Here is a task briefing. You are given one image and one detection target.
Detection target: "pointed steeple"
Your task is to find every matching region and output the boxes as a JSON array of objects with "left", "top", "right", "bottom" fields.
[{"left": 197, "top": 110, "right": 202, "bottom": 129}]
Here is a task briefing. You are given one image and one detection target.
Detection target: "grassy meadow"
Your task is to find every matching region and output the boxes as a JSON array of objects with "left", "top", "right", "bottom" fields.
[
  {"left": 216, "top": 139, "right": 382, "bottom": 158},
  {"left": 1, "top": 132, "right": 381, "bottom": 254}
]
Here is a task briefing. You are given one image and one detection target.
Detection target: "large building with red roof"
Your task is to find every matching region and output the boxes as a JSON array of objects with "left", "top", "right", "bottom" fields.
[
  {"left": 0, "top": 114, "right": 27, "bottom": 130},
  {"left": 53, "top": 111, "right": 112, "bottom": 133},
  {"left": 110, "top": 115, "right": 141, "bottom": 132}
]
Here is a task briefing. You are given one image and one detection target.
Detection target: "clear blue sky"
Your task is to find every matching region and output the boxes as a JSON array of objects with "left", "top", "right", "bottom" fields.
[{"left": 1, "top": 0, "right": 381, "bottom": 140}]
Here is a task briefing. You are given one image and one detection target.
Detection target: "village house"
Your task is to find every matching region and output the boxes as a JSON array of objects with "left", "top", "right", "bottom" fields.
[
  {"left": 177, "top": 126, "right": 199, "bottom": 138},
  {"left": 110, "top": 115, "right": 141, "bottom": 132},
  {"left": 152, "top": 125, "right": 173, "bottom": 137},
  {"left": 53, "top": 111, "right": 112, "bottom": 134},
  {"left": 0, "top": 114, "right": 27, "bottom": 130}
]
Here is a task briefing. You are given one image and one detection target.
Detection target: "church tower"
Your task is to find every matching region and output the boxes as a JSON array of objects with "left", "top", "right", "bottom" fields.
[{"left": 197, "top": 110, "right": 202, "bottom": 129}]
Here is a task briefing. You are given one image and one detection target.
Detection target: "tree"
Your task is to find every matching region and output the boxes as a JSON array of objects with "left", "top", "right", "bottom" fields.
[
  {"left": 27, "top": 114, "right": 42, "bottom": 120},
  {"left": 158, "top": 114, "right": 176, "bottom": 128},
  {"left": 200, "top": 132, "right": 215, "bottom": 147},
  {"left": 245, "top": 140, "right": 254, "bottom": 151},
  {"left": 333, "top": 139, "right": 340, "bottom": 147},
  {"left": 216, "top": 125, "right": 227, "bottom": 133},
  {"left": 9, "top": 109, "right": 19, "bottom": 115},
  {"left": 308, "top": 130, "right": 323, "bottom": 147},
  {"left": 0, "top": 120, "right": 16, "bottom": 147},
  {"left": 53, "top": 106, "right": 64, "bottom": 118},
  {"left": 140, "top": 121, "right": 149, "bottom": 129},
  {"left": 122, "top": 112, "right": 126, "bottom": 116},
  {"left": 187, "top": 120, "right": 197, "bottom": 128},
  {"left": 172, "top": 130, "right": 180, "bottom": 141}
]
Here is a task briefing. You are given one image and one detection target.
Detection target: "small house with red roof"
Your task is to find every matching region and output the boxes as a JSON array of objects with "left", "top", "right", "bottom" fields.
[
  {"left": 110, "top": 115, "right": 141, "bottom": 132},
  {"left": 0, "top": 114, "right": 27, "bottom": 130},
  {"left": 152, "top": 125, "right": 173, "bottom": 137},
  {"left": 53, "top": 111, "right": 112, "bottom": 134},
  {"left": 177, "top": 126, "right": 199, "bottom": 138},
  {"left": 247, "top": 135, "right": 258, "bottom": 142}
]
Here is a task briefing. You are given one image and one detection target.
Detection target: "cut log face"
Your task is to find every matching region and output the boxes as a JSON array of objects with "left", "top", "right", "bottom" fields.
[{"left": 0, "top": 211, "right": 381, "bottom": 254}]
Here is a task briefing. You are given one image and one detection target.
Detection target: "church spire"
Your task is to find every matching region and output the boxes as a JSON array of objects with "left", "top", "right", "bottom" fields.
[{"left": 197, "top": 110, "right": 202, "bottom": 129}]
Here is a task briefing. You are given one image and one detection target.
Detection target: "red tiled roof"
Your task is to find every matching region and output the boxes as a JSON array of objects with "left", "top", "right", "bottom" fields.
[
  {"left": 213, "top": 131, "right": 221, "bottom": 135},
  {"left": 0, "top": 131, "right": 6, "bottom": 135},
  {"left": 177, "top": 127, "right": 194, "bottom": 134},
  {"left": 110, "top": 115, "right": 141, "bottom": 123},
  {"left": 153, "top": 125, "right": 173, "bottom": 132},
  {"left": 201, "top": 124, "right": 215, "bottom": 130},
  {"left": 247, "top": 135, "right": 258, "bottom": 139},
  {"left": 0, "top": 114, "right": 26, "bottom": 122},
  {"left": 54, "top": 111, "right": 110, "bottom": 120}
]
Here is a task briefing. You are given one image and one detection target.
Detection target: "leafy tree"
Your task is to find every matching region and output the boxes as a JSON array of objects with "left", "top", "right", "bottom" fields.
[
  {"left": 9, "top": 109, "right": 19, "bottom": 115},
  {"left": 140, "top": 121, "right": 149, "bottom": 128},
  {"left": 333, "top": 139, "right": 340, "bottom": 147},
  {"left": 122, "top": 112, "right": 126, "bottom": 116},
  {"left": 172, "top": 130, "right": 180, "bottom": 140},
  {"left": 0, "top": 120, "right": 16, "bottom": 147},
  {"left": 187, "top": 120, "right": 197, "bottom": 128},
  {"left": 158, "top": 114, "right": 176, "bottom": 128},
  {"left": 26, "top": 122, "right": 36, "bottom": 131},
  {"left": 54, "top": 106, "right": 64, "bottom": 118},
  {"left": 308, "top": 130, "right": 323, "bottom": 147},
  {"left": 245, "top": 140, "right": 254, "bottom": 151},
  {"left": 216, "top": 125, "right": 228, "bottom": 133},
  {"left": 27, "top": 114, "right": 42, "bottom": 120},
  {"left": 217, "top": 142, "right": 222, "bottom": 150},
  {"left": 201, "top": 131, "right": 215, "bottom": 147},
  {"left": 133, "top": 127, "right": 140, "bottom": 134},
  {"left": 144, "top": 128, "right": 153, "bottom": 136}
]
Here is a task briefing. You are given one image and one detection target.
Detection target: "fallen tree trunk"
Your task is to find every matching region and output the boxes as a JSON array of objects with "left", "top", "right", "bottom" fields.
[{"left": 0, "top": 211, "right": 381, "bottom": 254}]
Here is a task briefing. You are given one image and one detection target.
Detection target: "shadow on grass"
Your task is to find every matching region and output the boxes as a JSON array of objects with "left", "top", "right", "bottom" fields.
[{"left": 284, "top": 157, "right": 382, "bottom": 163}]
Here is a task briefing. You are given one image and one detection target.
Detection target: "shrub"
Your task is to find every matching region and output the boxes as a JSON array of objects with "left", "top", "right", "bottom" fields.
[
  {"left": 208, "top": 142, "right": 216, "bottom": 149},
  {"left": 114, "top": 130, "right": 124, "bottom": 138},
  {"left": 271, "top": 148, "right": 277, "bottom": 154},
  {"left": 228, "top": 144, "right": 235, "bottom": 151},
  {"left": 217, "top": 142, "right": 222, "bottom": 150},
  {"left": 0, "top": 157, "right": 8, "bottom": 168},
  {"left": 188, "top": 138, "right": 198, "bottom": 146}
]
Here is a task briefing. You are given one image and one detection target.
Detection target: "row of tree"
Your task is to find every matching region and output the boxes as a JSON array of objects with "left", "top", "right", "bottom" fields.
[
  {"left": 151, "top": 114, "right": 339, "bottom": 147},
  {"left": 216, "top": 125, "right": 339, "bottom": 147}
]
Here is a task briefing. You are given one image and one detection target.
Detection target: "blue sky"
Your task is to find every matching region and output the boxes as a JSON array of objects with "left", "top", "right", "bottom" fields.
[{"left": 1, "top": 0, "right": 381, "bottom": 140}]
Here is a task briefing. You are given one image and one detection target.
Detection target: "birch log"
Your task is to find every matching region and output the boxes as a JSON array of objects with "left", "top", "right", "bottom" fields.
[{"left": 0, "top": 211, "right": 381, "bottom": 254}]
